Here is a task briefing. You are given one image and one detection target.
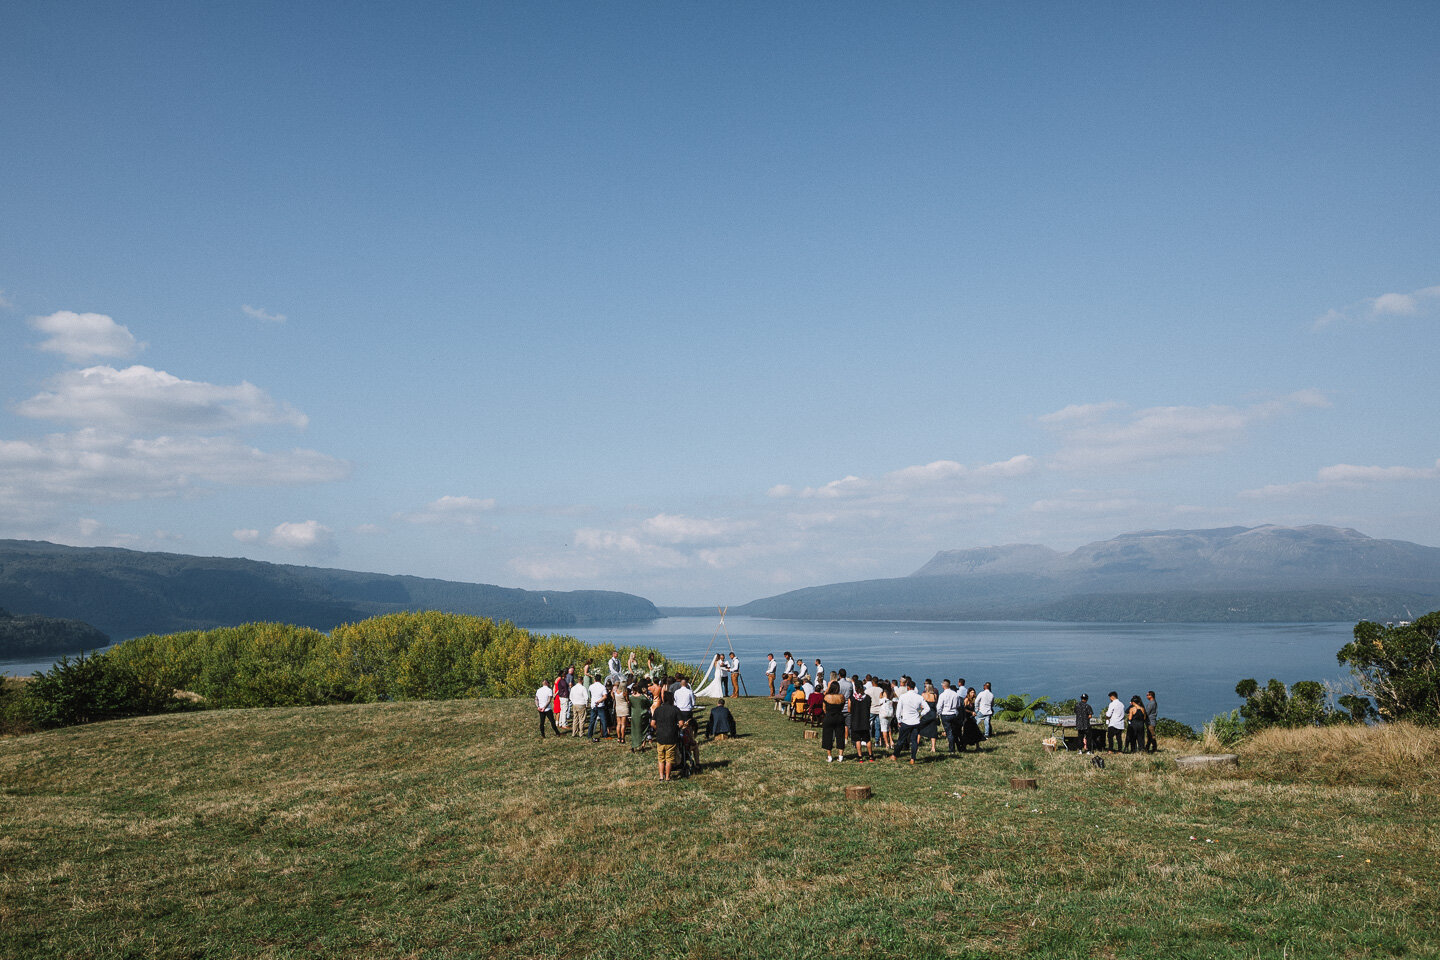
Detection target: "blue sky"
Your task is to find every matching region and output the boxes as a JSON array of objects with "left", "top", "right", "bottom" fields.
[{"left": 2, "top": 2, "right": 1437, "bottom": 604}]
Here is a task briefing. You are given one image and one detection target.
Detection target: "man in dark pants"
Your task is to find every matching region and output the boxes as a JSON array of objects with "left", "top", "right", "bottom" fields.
[
  {"left": 536, "top": 680, "right": 559, "bottom": 738},
  {"left": 1104, "top": 691, "right": 1125, "bottom": 753},
  {"left": 1075, "top": 693, "right": 1094, "bottom": 753}
]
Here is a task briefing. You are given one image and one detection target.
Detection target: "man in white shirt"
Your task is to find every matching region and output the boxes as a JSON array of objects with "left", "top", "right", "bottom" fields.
[
  {"left": 587, "top": 679, "right": 610, "bottom": 739},
  {"left": 766, "top": 654, "right": 778, "bottom": 697},
  {"left": 1104, "top": 691, "right": 1125, "bottom": 753},
  {"left": 936, "top": 679, "right": 962, "bottom": 752},
  {"left": 801, "top": 679, "right": 815, "bottom": 699},
  {"left": 715, "top": 654, "right": 730, "bottom": 696},
  {"left": 783, "top": 652, "right": 796, "bottom": 678},
  {"left": 569, "top": 672, "right": 590, "bottom": 738},
  {"left": 796, "top": 658, "right": 807, "bottom": 681},
  {"left": 536, "top": 680, "right": 558, "bottom": 738},
  {"left": 956, "top": 677, "right": 970, "bottom": 703},
  {"left": 728, "top": 653, "right": 742, "bottom": 697},
  {"left": 892, "top": 680, "right": 928, "bottom": 763},
  {"left": 673, "top": 678, "right": 696, "bottom": 724},
  {"left": 866, "top": 678, "right": 884, "bottom": 743},
  {"left": 976, "top": 682, "right": 995, "bottom": 738}
]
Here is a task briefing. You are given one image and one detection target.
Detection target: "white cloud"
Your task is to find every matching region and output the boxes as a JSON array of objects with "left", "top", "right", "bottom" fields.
[
  {"left": 242, "top": 304, "right": 287, "bottom": 324},
  {"left": 233, "top": 529, "right": 261, "bottom": 543},
  {"left": 398, "top": 494, "right": 498, "bottom": 526},
  {"left": 1044, "top": 392, "right": 1327, "bottom": 471},
  {"left": 640, "top": 513, "right": 754, "bottom": 544},
  {"left": 1313, "top": 283, "right": 1440, "bottom": 328},
  {"left": 29, "top": 311, "right": 141, "bottom": 361},
  {"left": 17, "top": 365, "right": 309, "bottom": 433},
  {"left": 1036, "top": 401, "right": 1124, "bottom": 424},
  {"left": 267, "top": 520, "right": 336, "bottom": 555},
  {"left": 772, "top": 455, "right": 1035, "bottom": 501},
  {"left": 1240, "top": 458, "right": 1440, "bottom": 499},
  {"left": 0, "top": 429, "right": 351, "bottom": 518}
]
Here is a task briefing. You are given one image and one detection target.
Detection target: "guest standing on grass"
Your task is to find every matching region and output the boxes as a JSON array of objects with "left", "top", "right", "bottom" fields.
[
  {"left": 674, "top": 677, "right": 696, "bottom": 726},
  {"left": 961, "top": 688, "right": 985, "bottom": 750},
  {"left": 652, "top": 690, "right": 682, "bottom": 781},
  {"left": 570, "top": 672, "right": 589, "bottom": 738},
  {"left": 892, "top": 679, "right": 927, "bottom": 764},
  {"left": 1145, "top": 691, "right": 1159, "bottom": 753},
  {"left": 1075, "top": 693, "right": 1094, "bottom": 753},
  {"left": 1105, "top": 691, "right": 1125, "bottom": 753},
  {"left": 976, "top": 682, "right": 995, "bottom": 739},
  {"left": 588, "top": 678, "right": 610, "bottom": 740},
  {"left": 848, "top": 682, "right": 874, "bottom": 761},
  {"left": 1125, "top": 695, "right": 1147, "bottom": 753},
  {"left": 554, "top": 671, "right": 571, "bottom": 730},
  {"left": 614, "top": 678, "right": 632, "bottom": 743},
  {"left": 536, "top": 679, "right": 559, "bottom": 738},
  {"left": 937, "top": 679, "right": 962, "bottom": 753},
  {"left": 767, "top": 654, "right": 778, "bottom": 697},
  {"left": 821, "top": 681, "right": 847, "bottom": 762},
  {"left": 630, "top": 683, "right": 650, "bottom": 751}
]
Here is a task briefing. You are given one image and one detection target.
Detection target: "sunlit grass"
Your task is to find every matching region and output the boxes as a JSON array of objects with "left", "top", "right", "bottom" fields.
[{"left": 1, "top": 699, "right": 1436, "bottom": 959}]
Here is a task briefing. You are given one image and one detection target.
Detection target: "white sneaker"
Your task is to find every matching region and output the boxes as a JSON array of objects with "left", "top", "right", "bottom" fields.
[
  {"left": 826, "top": 756, "right": 832, "bottom": 763},
  {"left": 838, "top": 756, "right": 845, "bottom": 762}
]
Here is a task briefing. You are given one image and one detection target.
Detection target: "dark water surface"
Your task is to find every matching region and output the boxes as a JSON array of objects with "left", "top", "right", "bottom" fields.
[{"left": 1, "top": 618, "right": 1359, "bottom": 729}]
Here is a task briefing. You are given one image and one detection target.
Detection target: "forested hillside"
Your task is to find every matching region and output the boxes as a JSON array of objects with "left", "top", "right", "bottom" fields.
[{"left": 0, "top": 540, "right": 659, "bottom": 642}]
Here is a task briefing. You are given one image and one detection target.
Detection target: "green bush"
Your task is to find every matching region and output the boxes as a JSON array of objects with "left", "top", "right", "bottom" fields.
[
  {"left": 1203, "top": 708, "right": 1246, "bottom": 747},
  {"left": 1, "top": 678, "right": 39, "bottom": 735},
  {"left": 22, "top": 651, "right": 177, "bottom": 728},
  {"left": 1155, "top": 717, "right": 1197, "bottom": 740}
]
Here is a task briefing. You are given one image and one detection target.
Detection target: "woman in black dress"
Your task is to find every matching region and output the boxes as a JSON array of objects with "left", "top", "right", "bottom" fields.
[
  {"left": 821, "top": 681, "right": 847, "bottom": 763},
  {"left": 960, "top": 688, "right": 985, "bottom": 750}
]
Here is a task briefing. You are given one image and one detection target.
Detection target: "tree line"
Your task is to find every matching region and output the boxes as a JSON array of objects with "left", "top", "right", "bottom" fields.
[{"left": 1, "top": 611, "right": 692, "bottom": 732}]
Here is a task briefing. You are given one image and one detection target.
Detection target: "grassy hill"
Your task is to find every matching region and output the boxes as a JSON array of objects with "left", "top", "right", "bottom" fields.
[{"left": 2, "top": 699, "right": 1436, "bottom": 958}]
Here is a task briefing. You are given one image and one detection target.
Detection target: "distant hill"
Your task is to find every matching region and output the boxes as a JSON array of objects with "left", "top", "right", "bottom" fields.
[
  {"left": 0, "top": 606, "right": 110, "bottom": 659},
  {"left": 736, "top": 525, "right": 1440, "bottom": 622},
  {"left": 0, "top": 540, "right": 660, "bottom": 644}
]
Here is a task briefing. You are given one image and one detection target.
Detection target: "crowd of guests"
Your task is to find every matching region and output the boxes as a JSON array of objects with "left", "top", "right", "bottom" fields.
[
  {"left": 1071, "top": 690, "right": 1160, "bottom": 753},
  {"left": 765, "top": 652, "right": 996, "bottom": 765},
  {"left": 533, "top": 654, "right": 738, "bottom": 782}
]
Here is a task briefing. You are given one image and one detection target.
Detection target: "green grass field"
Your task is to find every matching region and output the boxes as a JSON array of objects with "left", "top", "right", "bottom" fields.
[{"left": 2, "top": 697, "right": 1436, "bottom": 959}]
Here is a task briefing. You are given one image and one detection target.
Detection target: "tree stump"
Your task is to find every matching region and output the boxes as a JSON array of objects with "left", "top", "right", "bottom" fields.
[
  {"left": 1174, "top": 753, "right": 1239, "bottom": 771},
  {"left": 1010, "top": 777, "right": 1039, "bottom": 790},
  {"left": 804, "top": 729, "right": 818, "bottom": 740},
  {"left": 845, "top": 785, "right": 872, "bottom": 800}
]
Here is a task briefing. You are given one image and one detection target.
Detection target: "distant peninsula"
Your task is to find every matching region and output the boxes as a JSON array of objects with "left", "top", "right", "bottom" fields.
[
  {"left": 0, "top": 540, "right": 660, "bottom": 649},
  {"left": 0, "top": 606, "right": 110, "bottom": 660},
  {"left": 734, "top": 524, "right": 1440, "bottom": 623}
]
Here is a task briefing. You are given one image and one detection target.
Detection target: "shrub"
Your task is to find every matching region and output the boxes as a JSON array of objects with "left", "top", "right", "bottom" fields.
[
  {"left": 1201, "top": 708, "right": 1245, "bottom": 749},
  {"left": 996, "top": 694, "right": 1051, "bottom": 723},
  {"left": 1154, "top": 717, "right": 1197, "bottom": 740},
  {"left": 23, "top": 651, "right": 177, "bottom": 728}
]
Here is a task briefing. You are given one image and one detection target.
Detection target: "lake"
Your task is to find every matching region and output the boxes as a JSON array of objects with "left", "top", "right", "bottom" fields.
[
  {"left": 1, "top": 617, "right": 1361, "bottom": 729},
  {"left": 559, "top": 617, "right": 1360, "bottom": 729}
]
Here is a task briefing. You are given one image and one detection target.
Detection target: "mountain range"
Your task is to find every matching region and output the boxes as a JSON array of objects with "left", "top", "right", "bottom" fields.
[
  {"left": 0, "top": 540, "right": 659, "bottom": 644},
  {"left": 734, "top": 525, "right": 1440, "bottom": 622}
]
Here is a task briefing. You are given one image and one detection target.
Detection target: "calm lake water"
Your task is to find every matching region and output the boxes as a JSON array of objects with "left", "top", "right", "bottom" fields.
[
  {"left": 1, "top": 617, "right": 1361, "bottom": 729},
  {"left": 561, "top": 617, "right": 1359, "bottom": 729}
]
